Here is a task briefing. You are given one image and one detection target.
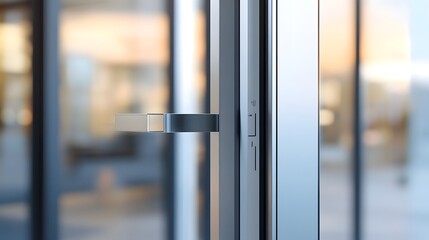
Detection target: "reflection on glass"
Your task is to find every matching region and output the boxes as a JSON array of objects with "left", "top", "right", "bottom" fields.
[
  {"left": 362, "top": 0, "right": 429, "bottom": 239},
  {"left": 0, "top": 8, "right": 31, "bottom": 240},
  {"left": 60, "top": 1, "right": 170, "bottom": 239},
  {"left": 320, "top": 0, "right": 354, "bottom": 239},
  {"left": 361, "top": 0, "right": 409, "bottom": 239},
  {"left": 59, "top": 0, "right": 208, "bottom": 239}
]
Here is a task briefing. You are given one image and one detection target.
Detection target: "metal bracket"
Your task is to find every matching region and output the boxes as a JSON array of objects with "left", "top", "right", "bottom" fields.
[{"left": 115, "top": 113, "right": 219, "bottom": 133}]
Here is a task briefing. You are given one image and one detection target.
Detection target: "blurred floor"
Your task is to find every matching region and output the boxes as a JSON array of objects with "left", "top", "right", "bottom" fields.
[
  {"left": 61, "top": 186, "right": 165, "bottom": 240},
  {"left": 0, "top": 128, "right": 165, "bottom": 240},
  {"left": 321, "top": 159, "right": 429, "bottom": 240},
  {"left": 363, "top": 167, "right": 407, "bottom": 240},
  {"left": 320, "top": 164, "right": 351, "bottom": 240},
  {"left": 1, "top": 133, "right": 429, "bottom": 239},
  {"left": 0, "top": 128, "right": 30, "bottom": 202},
  {"left": 0, "top": 203, "right": 29, "bottom": 240},
  {"left": 0, "top": 186, "right": 164, "bottom": 240}
]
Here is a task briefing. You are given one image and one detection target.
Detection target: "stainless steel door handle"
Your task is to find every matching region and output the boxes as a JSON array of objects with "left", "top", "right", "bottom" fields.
[{"left": 115, "top": 113, "right": 219, "bottom": 133}]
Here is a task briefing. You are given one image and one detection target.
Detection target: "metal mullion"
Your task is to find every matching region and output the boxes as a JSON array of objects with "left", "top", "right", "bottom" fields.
[
  {"left": 353, "top": 0, "right": 362, "bottom": 239},
  {"left": 203, "top": 1, "right": 211, "bottom": 239},
  {"left": 31, "top": 0, "right": 60, "bottom": 239},
  {"left": 31, "top": 0, "right": 45, "bottom": 238},
  {"left": 166, "top": 1, "right": 176, "bottom": 240},
  {"left": 218, "top": 0, "right": 240, "bottom": 239}
]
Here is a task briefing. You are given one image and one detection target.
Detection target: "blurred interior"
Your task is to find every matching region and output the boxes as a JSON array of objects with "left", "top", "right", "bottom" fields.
[
  {"left": 0, "top": 0, "right": 209, "bottom": 239},
  {"left": 320, "top": 0, "right": 354, "bottom": 238},
  {"left": 59, "top": 0, "right": 172, "bottom": 239},
  {"left": 0, "top": 5, "right": 31, "bottom": 239},
  {"left": 58, "top": 0, "right": 208, "bottom": 239},
  {"left": 320, "top": 0, "right": 429, "bottom": 240}
]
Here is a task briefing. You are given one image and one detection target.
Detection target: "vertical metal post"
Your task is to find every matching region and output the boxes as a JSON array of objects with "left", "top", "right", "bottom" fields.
[
  {"left": 240, "top": 0, "right": 262, "bottom": 239},
  {"left": 210, "top": 1, "right": 248, "bottom": 240},
  {"left": 218, "top": 0, "right": 241, "bottom": 239},
  {"left": 239, "top": 0, "right": 250, "bottom": 238},
  {"left": 210, "top": 0, "right": 220, "bottom": 239},
  {"left": 31, "top": 0, "right": 44, "bottom": 238},
  {"left": 31, "top": 0, "right": 60, "bottom": 239},
  {"left": 203, "top": 0, "right": 211, "bottom": 239},
  {"left": 166, "top": 1, "right": 176, "bottom": 239},
  {"left": 173, "top": 1, "right": 200, "bottom": 240},
  {"left": 353, "top": 0, "right": 362, "bottom": 239},
  {"left": 267, "top": 0, "right": 277, "bottom": 238}
]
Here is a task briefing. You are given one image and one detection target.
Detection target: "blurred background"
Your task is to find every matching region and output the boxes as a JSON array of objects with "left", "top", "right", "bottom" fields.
[
  {"left": 320, "top": 0, "right": 429, "bottom": 240},
  {"left": 0, "top": 0, "right": 428, "bottom": 240}
]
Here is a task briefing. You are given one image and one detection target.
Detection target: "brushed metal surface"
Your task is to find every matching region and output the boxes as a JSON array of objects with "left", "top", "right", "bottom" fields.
[{"left": 115, "top": 113, "right": 219, "bottom": 133}]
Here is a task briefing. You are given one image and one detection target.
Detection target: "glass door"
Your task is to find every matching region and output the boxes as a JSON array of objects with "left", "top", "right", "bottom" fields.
[
  {"left": 30, "top": 0, "right": 220, "bottom": 239},
  {"left": 60, "top": 1, "right": 176, "bottom": 239},
  {"left": 0, "top": 0, "right": 321, "bottom": 239},
  {"left": 58, "top": 1, "right": 211, "bottom": 240}
]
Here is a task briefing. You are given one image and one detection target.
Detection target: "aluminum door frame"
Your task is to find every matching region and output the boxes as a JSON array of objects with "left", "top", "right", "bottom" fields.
[
  {"left": 211, "top": 0, "right": 241, "bottom": 239},
  {"left": 212, "top": 0, "right": 262, "bottom": 239},
  {"left": 239, "top": 0, "right": 262, "bottom": 239}
]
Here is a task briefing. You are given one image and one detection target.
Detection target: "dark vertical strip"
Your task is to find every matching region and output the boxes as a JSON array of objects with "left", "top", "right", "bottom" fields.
[
  {"left": 31, "top": 0, "right": 60, "bottom": 239},
  {"left": 166, "top": 1, "right": 175, "bottom": 240},
  {"left": 31, "top": 0, "right": 45, "bottom": 238},
  {"left": 318, "top": 0, "right": 321, "bottom": 239},
  {"left": 353, "top": 0, "right": 362, "bottom": 239},
  {"left": 219, "top": 0, "right": 240, "bottom": 238},
  {"left": 43, "top": 0, "right": 60, "bottom": 237},
  {"left": 203, "top": 0, "right": 211, "bottom": 239},
  {"left": 236, "top": 0, "right": 240, "bottom": 238},
  {"left": 259, "top": 0, "right": 268, "bottom": 239}
]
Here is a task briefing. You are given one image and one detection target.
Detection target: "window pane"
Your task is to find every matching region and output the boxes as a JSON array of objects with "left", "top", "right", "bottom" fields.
[
  {"left": 59, "top": 1, "right": 170, "bottom": 239},
  {"left": 320, "top": 0, "right": 355, "bottom": 239},
  {"left": 0, "top": 7, "right": 31, "bottom": 240},
  {"left": 59, "top": 0, "right": 209, "bottom": 239},
  {"left": 362, "top": 0, "right": 429, "bottom": 239}
]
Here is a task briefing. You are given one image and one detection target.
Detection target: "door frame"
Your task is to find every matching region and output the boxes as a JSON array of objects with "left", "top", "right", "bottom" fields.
[
  {"left": 267, "top": 0, "right": 319, "bottom": 239},
  {"left": 211, "top": 0, "right": 241, "bottom": 239}
]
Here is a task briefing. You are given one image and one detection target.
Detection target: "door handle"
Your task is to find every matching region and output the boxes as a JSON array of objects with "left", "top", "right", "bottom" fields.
[{"left": 115, "top": 113, "right": 219, "bottom": 133}]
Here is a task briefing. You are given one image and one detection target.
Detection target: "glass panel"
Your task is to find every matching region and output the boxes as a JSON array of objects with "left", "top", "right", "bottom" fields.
[
  {"left": 59, "top": 0, "right": 209, "bottom": 239},
  {"left": 0, "top": 7, "right": 31, "bottom": 240},
  {"left": 362, "top": 0, "right": 429, "bottom": 239},
  {"left": 320, "top": 0, "right": 354, "bottom": 239},
  {"left": 361, "top": 0, "right": 409, "bottom": 239}
]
